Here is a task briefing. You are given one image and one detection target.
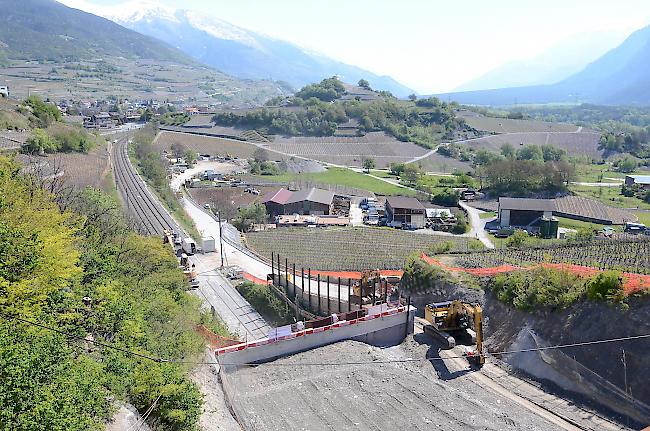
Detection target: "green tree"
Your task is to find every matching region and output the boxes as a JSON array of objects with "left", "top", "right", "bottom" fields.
[
  {"left": 516, "top": 144, "right": 544, "bottom": 161},
  {"left": 357, "top": 79, "right": 371, "bottom": 89},
  {"left": 506, "top": 230, "right": 529, "bottom": 248},
  {"left": 389, "top": 162, "right": 405, "bottom": 176},
  {"left": 401, "top": 164, "right": 421, "bottom": 185},
  {"left": 408, "top": 93, "right": 417, "bottom": 101},
  {"left": 541, "top": 144, "right": 567, "bottom": 162},
  {"left": 24, "top": 96, "right": 61, "bottom": 127},
  {"left": 233, "top": 202, "right": 268, "bottom": 232},
  {"left": 399, "top": 255, "right": 448, "bottom": 294},
  {"left": 616, "top": 156, "right": 637, "bottom": 173},
  {"left": 500, "top": 143, "right": 516, "bottom": 158},
  {"left": 23, "top": 128, "right": 59, "bottom": 154},
  {"left": 362, "top": 157, "right": 376, "bottom": 173}
]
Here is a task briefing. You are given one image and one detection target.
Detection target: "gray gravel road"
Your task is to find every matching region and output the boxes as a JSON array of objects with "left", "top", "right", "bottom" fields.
[{"left": 223, "top": 339, "right": 566, "bottom": 431}]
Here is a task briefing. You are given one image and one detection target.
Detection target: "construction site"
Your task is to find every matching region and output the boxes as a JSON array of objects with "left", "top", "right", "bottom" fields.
[{"left": 113, "top": 135, "right": 650, "bottom": 431}]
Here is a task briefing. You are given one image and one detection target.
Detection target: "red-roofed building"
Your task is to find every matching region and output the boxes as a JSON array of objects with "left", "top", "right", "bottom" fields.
[{"left": 262, "top": 188, "right": 293, "bottom": 218}]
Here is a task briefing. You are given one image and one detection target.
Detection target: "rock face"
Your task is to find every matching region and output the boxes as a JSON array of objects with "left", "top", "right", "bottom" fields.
[{"left": 406, "top": 276, "right": 650, "bottom": 426}]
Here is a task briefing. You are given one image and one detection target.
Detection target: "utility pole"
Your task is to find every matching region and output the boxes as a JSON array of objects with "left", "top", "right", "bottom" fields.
[
  {"left": 621, "top": 348, "right": 629, "bottom": 396},
  {"left": 216, "top": 211, "right": 224, "bottom": 268}
]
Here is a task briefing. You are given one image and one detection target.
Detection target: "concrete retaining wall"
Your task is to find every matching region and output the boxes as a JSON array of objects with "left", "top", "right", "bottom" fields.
[{"left": 216, "top": 306, "right": 415, "bottom": 366}]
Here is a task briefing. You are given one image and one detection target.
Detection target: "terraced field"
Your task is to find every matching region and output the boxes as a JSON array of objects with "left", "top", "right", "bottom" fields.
[
  {"left": 245, "top": 227, "right": 479, "bottom": 270},
  {"left": 458, "top": 111, "right": 581, "bottom": 133},
  {"left": 451, "top": 237, "right": 650, "bottom": 275},
  {"left": 16, "top": 144, "right": 111, "bottom": 190},
  {"left": 153, "top": 131, "right": 264, "bottom": 159},
  {"left": 410, "top": 151, "right": 473, "bottom": 173},
  {"left": 458, "top": 131, "right": 602, "bottom": 158},
  {"left": 266, "top": 132, "right": 428, "bottom": 168}
]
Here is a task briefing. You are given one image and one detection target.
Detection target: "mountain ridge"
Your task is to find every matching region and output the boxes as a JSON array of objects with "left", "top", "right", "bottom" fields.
[
  {"left": 0, "top": 0, "right": 194, "bottom": 64},
  {"left": 64, "top": 0, "right": 416, "bottom": 97},
  {"left": 437, "top": 24, "right": 650, "bottom": 106}
]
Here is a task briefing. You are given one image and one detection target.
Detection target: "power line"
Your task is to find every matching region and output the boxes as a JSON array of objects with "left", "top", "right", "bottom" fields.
[
  {"left": 0, "top": 313, "right": 165, "bottom": 363},
  {"left": 2, "top": 312, "right": 649, "bottom": 368}
]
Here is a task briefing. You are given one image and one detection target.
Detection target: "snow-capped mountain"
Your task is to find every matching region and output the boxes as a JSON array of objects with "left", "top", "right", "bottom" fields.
[{"left": 59, "top": 0, "right": 415, "bottom": 96}]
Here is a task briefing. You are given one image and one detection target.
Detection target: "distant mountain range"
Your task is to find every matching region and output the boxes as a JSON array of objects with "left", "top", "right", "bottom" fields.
[
  {"left": 0, "top": 0, "right": 192, "bottom": 64},
  {"left": 453, "top": 31, "right": 626, "bottom": 92},
  {"left": 61, "top": 1, "right": 416, "bottom": 97},
  {"left": 438, "top": 24, "right": 650, "bottom": 106}
]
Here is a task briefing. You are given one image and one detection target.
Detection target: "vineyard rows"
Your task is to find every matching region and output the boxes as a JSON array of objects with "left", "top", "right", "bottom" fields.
[
  {"left": 457, "top": 112, "right": 581, "bottom": 133},
  {"left": 245, "top": 227, "right": 477, "bottom": 271},
  {"left": 456, "top": 132, "right": 602, "bottom": 158},
  {"left": 153, "top": 131, "right": 260, "bottom": 158},
  {"left": 451, "top": 238, "right": 650, "bottom": 275}
]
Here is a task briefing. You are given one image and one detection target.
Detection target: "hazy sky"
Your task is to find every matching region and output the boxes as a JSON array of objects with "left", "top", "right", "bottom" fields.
[{"left": 65, "top": 0, "right": 650, "bottom": 93}]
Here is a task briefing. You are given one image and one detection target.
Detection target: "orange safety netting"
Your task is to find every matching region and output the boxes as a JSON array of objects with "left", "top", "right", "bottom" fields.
[
  {"left": 243, "top": 272, "right": 269, "bottom": 285},
  {"left": 420, "top": 253, "right": 650, "bottom": 296},
  {"left": 307, "top": 269, "right": 404, "bottom": 279}
]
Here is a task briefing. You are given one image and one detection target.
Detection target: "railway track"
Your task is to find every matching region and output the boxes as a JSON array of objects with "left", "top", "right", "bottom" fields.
[{"left": 111, "top": 139, "right": 176, "bottom": 236}]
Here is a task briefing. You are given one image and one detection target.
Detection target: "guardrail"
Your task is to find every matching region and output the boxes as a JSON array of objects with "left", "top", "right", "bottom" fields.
[{"left": 215, "top": 305, "right": 407, "bottom": 356}]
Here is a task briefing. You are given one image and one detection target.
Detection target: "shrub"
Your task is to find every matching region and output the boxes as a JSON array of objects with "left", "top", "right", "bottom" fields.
[
  {"left": 506, "top": 230, "right": 529, "bottom": 248},
  {"left": 399, "top": 255, "right": 450, "bottom": 294},
  {"left": 431, "top": 188, "right": 458, "bottom": 206},
  {"left": 587, "top": 270, "right": 625, "bottom": 302},
  {"left": 236, "top": 281, "right": 293, "bottom": 326},
  {"left": 490, "top": 267, "right": 587, "bottom": 311}
]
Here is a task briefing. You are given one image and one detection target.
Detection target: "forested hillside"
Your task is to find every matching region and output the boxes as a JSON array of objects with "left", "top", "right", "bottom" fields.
[
  {"left": 0, "top": 156, "right": 211, "bottom": 430},
  {"left": 212, "top": 77, "right": 470, "bottom": 148}
]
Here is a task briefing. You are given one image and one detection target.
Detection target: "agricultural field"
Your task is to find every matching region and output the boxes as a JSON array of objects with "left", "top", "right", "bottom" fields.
[
  {"left": 450, "top": 237, "right": 650, "bottom": 274},
  {"left": 243, "top": 167, "right": 416, "bottom": 196},
  {"left": 457, "top": 110, "right": 581, "bottom": 133},
  {"left": 410, "top": 151, "right": 473, "bottom": 173},
  {"left": 569, "top": 184, "right": 650, "bottom": 211},
  {"left": 0, "top": 59, "right": 280, "bottom": 104},
  {"left": 153, "top": 131, "right": 266, "bottom": 159},
  {"left": 16, "top": 143, "right": 111, "bottom": 190},
  {"left": 457, "top": 131, "right": 602, "bottom": 159},
  {"left": 188, "top": 186, "right": 280, "bottom": 219},
  {"left": 266, "top": 132, "right": 428, "bottom": 168},
  {"left": 245, "top": 227, "right": 481, "bottom": 271}
]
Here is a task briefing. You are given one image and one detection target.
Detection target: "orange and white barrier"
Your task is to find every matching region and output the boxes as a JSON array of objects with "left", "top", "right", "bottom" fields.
[{"left": 215, "top": 306, "right": 407, "bottom": 356}]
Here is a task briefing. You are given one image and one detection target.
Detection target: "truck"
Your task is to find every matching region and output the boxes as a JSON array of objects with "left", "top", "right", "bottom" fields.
[
  {"left": 202, "top": 236, "right": 216, "bottom": 253},
  {"left": 182, "top": 238, "right": 197, "bottom": 255}
]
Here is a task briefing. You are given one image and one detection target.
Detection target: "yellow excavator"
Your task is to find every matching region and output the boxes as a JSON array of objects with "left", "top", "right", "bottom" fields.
[{"left": 424, "top": 300, "right": 484, "bottom": 368}]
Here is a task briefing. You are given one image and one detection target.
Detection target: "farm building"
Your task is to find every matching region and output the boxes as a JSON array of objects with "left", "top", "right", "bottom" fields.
[
  {"left": 625, "top": 175, "right": 650, "bottom": 190},
  {"left": 262, "top": 188, "right": 293, "bottom": 218},
  {"left": 498, "top": 196, "right": 636, "bottom": 227},
  {"left": 284, "top": 188, "right": 335, "bottom": 216},
  {"left": 262, "top": 187, "right": 335, "bottom": 217},
  {"left": 385, "top": 196, "right": 426, "bottom": 229}
]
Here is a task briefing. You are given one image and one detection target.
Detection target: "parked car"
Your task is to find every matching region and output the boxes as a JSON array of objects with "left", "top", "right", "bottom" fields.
[
  {"left": 624, "top": 222, "right": 646, "bottom": 235},
  {"left": 494, "top": 227, "right": 515, "bottom": 238}
]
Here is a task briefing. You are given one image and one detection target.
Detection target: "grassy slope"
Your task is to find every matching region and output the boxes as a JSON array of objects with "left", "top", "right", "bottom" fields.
[{"left": 250, "top": 167, "right": 416, "bottom": 196}]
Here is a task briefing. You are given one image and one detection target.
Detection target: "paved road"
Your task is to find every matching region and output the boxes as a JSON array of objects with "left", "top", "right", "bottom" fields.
[
  {"left": 192, "top": 253, "right": 271, "bottom": 340},
  {"left": 571, "top": 181, "right": 623, "bottom": 187},
  {"left": 459, "top": 201, "right": 495, "bottom": 249}
]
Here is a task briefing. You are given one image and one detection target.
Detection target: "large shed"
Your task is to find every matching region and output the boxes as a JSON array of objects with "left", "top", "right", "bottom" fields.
[
  {"left": 498, "top": 196, "right": 636, "bottom": 227},
  {"left": 385, "top": 196, "right": 426, "bottom": 228},
  {"left": 283, "top": 188, "right": 335, "bottom": 216},
  {"left": 262, "top": 187, "right": 334, "bottom": 217}
]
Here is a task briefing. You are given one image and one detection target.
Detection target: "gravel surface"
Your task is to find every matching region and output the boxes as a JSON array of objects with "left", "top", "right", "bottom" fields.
[
  {"left": 189, "top": 351, "right": 241, "bottom": 431},
  {"left": 223, "top": 339, "right": 559, "bottom": 431}
]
